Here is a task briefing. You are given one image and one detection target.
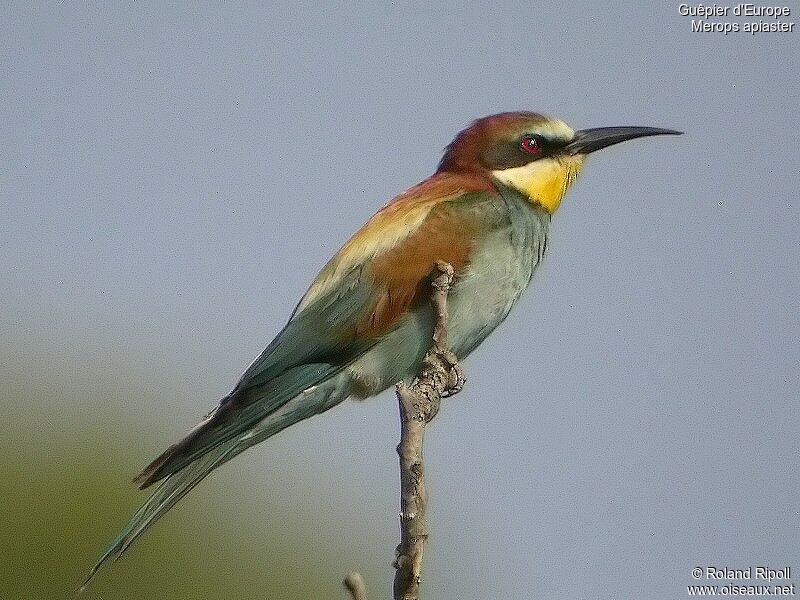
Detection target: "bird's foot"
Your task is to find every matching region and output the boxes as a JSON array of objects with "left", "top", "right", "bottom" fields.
[
  {"left": 438, "top": 348, "right": 465, "bottom": 397},
  {"left": 416, "top": 347, "right": 465, "bottom": 425}
]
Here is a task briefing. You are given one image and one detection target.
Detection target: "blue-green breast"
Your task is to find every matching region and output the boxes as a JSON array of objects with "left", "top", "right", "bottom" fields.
[
  {"left": 345, "top": 185, "right": 550, "bottom": 395},
  {"left": 446, "top": 184, "right": 550, "bottom": 358}
]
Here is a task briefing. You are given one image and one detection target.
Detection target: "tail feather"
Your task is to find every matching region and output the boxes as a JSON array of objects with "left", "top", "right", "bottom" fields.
[
  {"left": 80, "top": 439, "right": 237, "bottom": 592},
  {"left": 134, "top": 363, "right": 340, "bottom": 489},
  {"left": 81, "top": 374, "right": 351, "bottom": 591}
]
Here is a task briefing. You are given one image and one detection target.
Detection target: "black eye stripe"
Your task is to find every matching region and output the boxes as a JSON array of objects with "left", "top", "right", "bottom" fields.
[
  {"left": 520, "top": 134, "right": 571, "bottom": 155},
  {"left": 483, "top": 133, "right": 569, "bottom": 169}
]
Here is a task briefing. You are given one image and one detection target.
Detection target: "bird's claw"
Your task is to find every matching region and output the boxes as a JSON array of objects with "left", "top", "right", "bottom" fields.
[
  {"left": 435, "top": 347, "right": 465, "bottom": 398},
  {"left": 442, "top": 360, "right": 465, "bottom": 397}
]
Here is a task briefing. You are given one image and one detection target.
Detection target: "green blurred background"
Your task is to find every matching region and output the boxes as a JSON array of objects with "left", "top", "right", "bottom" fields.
[{"left": 2, "top": 337, "right": 382, "bottom": 599}]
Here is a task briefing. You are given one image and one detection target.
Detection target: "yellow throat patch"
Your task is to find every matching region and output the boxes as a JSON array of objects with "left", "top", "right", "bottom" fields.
[{"left": 492, "top": 155, "right": 585, "bottom": 213}]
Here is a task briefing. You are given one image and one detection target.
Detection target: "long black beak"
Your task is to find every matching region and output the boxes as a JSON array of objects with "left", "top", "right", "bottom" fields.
[{"left": 567, "top": 126, "right": 682, "bottom": 155}]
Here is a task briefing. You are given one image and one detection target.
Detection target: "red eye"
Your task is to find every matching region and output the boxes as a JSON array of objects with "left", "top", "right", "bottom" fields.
[{"left": 520, "top": 136, "right": 542, "bottom": 154}]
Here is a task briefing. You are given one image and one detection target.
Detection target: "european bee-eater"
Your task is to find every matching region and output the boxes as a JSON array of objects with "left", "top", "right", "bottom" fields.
[{"left": 86, "top": 111, "right": 680, "bottom": 582}]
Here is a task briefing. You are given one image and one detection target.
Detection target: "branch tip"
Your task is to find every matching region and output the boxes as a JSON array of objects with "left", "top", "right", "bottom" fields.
[{"left": 343, "top": 571, "right": 368, "bottom": 600}]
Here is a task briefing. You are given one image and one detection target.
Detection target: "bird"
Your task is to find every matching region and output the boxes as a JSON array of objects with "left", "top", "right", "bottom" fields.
[{"left": 84, "top": 111, "right": 681, "bottom": 584}]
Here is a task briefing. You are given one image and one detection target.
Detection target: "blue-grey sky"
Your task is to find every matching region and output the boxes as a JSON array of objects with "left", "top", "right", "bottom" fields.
[{"left": 2, "top": 2, "right": 798, "bottom": 599}]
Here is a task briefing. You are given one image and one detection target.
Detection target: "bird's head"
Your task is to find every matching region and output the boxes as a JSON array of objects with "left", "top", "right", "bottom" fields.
[{"left": 437, "top": 111, "right": 681, "bottom": 213}]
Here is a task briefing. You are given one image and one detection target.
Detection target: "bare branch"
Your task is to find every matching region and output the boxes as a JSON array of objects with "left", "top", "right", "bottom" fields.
[
  {"left": 392, "top": 261, "right": 463, "bottom": 600},
  {"left": 343, "top": 261, "right": 464, "bottom": 600},
  {"left": 430, "top": 259, "right": 454, "bottom": 349}
]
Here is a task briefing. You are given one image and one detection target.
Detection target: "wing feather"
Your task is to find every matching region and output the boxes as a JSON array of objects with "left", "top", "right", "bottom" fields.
[{"left": 135, "top": 172, "right": 498, "bottom": 487}]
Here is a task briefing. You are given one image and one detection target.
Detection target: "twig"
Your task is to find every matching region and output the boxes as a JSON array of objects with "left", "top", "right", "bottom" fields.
[{"left": 343, "top": 571, "right": 368, "bottom": 600}]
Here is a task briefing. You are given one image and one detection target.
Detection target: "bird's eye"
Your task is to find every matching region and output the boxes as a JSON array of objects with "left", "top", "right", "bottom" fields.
[{"left": 520, "top": 136, "right": 542, "bottom": 154}]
